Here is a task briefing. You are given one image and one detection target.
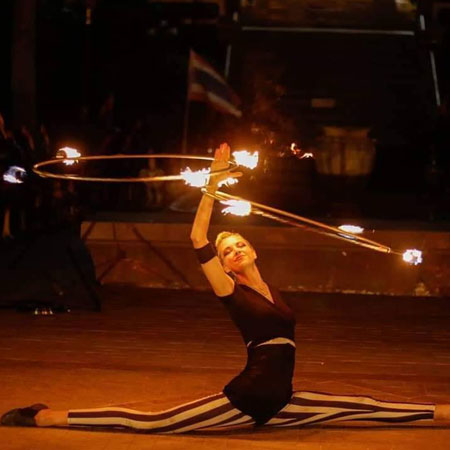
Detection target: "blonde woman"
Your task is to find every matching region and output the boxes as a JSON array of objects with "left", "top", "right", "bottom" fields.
[{"left": 2, "top": 143, "right": 449, "bottom": 432}]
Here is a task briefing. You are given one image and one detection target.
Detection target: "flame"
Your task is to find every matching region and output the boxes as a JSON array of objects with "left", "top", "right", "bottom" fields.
[
  {"left": 221, "top": 199, "right": 251, "bottom": 216},
  {"left": 290, "top": 142, "right": 302, "bottom": 156},
  {"left": 180, "top": 167, "right": 211, "bottom": 187},
  {"left": 3, "top": 166, "right": 26, "bottom": 184},
  {"left": 56, "top": 147, "right": 81, "bottom": 166},
  {"left": 402, "top": 249, "right": 423, "bottom": 265},
  {"left": 232, "top": 150, "right": 259, "bottom": 169},
  {"left": 338, "top": 225, "right": 364, "bottom": 234},
  {"left": 218, "top": 177, "right": 239, "bottom": 188},
  {"left": 291, "top": 142, "right": 314, "bottom": 159}
]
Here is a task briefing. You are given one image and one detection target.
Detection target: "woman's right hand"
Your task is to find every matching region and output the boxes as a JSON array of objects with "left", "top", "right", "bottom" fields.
[{"left": 207, "top": 143, "right": 242, "bottom": 191}]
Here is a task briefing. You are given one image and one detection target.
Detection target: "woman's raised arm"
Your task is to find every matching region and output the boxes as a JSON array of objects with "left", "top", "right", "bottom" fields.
[{"left": 190, "top": 143, "right": 236, "bottom": 297}]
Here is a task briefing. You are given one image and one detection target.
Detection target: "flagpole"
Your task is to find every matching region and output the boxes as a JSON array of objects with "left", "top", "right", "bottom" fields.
[
  {"left": 224, "top": 45, "right": 232, "bottom": 78},
  {"left": 182, "top": 50, "right": 192, "bottom": 154},
  {"left": 181, "top": 96, "right": 190, "bottom": 154},
  {"left": 225, "top": 12, "right": 238, "bottom": 79}
]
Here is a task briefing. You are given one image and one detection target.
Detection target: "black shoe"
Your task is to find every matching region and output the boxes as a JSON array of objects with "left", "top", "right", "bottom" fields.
[{"left": 1, "top": 403, "right": 48, "bottom": 427}]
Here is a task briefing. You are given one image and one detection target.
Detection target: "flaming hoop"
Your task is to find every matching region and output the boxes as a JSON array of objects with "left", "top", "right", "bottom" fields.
[
  {"left": 33, "top": 151, "right": 421, "bottom": 264},
  {"left": 33, "top": 154, "right": 238, "bottom": 183},
  {"left": 202, "top": 189, "right": 420, "bottom": 262}
]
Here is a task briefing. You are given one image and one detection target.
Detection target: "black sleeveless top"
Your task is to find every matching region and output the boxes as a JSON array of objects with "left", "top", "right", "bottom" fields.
[{"left": 218, "top": 283, "right": 296, "bottom": 346}]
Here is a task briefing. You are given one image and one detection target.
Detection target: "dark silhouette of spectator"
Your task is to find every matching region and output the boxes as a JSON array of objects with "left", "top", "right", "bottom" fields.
[
  {"left": 34, "top": 124, "right": 51, "bottom": 162},
  {"left": 0, "top": 113, "right": 9, "bottom": 175},
  {"left": 1, "top": 128, "right": 28, "bottom": 238},
  {"left": 98, "top": 92, "right": 115, "bottom": 132},
  {"left": 123, "top": 119, "right": 148, "bottom": 176},
  {"left": 119, "top": 119, "right": 155, "bottom": 209},
  {"left": 97, "top": 127, "right": 127, "bottom": 209},
  {"left": 0, "top": 114, "right": 10, "bottom": 239},
  {"left": 139, "top": 155, "right": 165, "bottom": 209},
  {"left": 14, "top": 125, "right": 37, "bottom": 172}
]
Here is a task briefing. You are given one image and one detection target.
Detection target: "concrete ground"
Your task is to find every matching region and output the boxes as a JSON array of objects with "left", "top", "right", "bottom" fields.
[{"left": 1, "top": 286, "right": 450, "bottom": 450}]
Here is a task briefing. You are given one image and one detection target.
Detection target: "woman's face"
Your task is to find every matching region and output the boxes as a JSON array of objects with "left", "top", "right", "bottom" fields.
[{"left": 218, "top": 234, "right": 257, "bottom": 274}]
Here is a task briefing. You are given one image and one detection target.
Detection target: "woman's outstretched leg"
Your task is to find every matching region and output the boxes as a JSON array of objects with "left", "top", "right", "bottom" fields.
[
  {"left": 266, "top": 391, "right": 440, "bottom": 428},
  {"left": 35, "top": 392, "right": 255, "bottom": 433}
]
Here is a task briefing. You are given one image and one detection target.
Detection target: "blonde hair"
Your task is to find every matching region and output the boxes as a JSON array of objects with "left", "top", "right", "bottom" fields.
[
  {"left": 215, "top": 231, "right": 254, "bottom": 262},
  {"left": 215, "top": 231, "right": 241, "bottom": 251}
]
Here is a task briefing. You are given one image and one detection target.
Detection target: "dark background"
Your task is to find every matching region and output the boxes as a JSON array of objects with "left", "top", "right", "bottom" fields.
[{"left": 1, "top": 0, "right": 450, "bottom": 224}]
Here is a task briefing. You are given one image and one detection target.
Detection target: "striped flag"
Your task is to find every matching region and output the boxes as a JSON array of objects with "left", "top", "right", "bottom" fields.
[{"left": 188, "top": 50, "right": 242, "bottom": 118}]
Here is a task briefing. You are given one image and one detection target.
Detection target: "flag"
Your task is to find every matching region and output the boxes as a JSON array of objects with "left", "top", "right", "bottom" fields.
[{"left": 188, "top": 50, "right": 242, "bottom": 118}]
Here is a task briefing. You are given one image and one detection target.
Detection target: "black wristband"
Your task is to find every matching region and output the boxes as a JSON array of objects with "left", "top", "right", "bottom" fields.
[{"left": 195, "top": 242, "right": 216, "bottom": 264}]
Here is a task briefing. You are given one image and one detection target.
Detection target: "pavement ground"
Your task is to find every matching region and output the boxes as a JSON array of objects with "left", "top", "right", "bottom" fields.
[{"left": 1, "top": 286, "right": 450, "bottom": 450}]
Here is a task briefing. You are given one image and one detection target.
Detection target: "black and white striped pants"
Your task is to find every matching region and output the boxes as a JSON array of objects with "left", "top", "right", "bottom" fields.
[{"left": 67, "top": 390, "right": 435, "bottom": 433}]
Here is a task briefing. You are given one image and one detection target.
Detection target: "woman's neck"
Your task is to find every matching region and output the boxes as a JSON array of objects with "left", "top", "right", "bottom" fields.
[{"left": 235, "top": 265, "right": 265, "bottom": 288}]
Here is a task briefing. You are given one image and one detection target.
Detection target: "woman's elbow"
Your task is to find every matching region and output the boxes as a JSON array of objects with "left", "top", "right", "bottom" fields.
[{"left": 190, "top": 234, "right": 206, "bottom": 247}]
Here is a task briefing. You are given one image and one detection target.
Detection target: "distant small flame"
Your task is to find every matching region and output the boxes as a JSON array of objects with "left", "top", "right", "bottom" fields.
[
  {"left": 180, "top": 167, "right": 210, "bottom": 187},
  {"left": 402, "top": 249, "right": 423, "bottom": 265},
  {"left": 290, "top": 142, "right": 302, "bottom": 156},
  {"left": 291, "top": 142, "right": 313, "bottom": 159},
  {"left": 56, "top": 147, "right": 81, "bottom": 166},
  {"left": 221, "top": 199, "right": 251, "bottom": 216},
  {"left": 232, "top": 150, "right": 259, "bottom": 169},
  {"left": 218, "top": 177, "right": 239, "bottom": 188},
  {"left": 3, "top": 166, "right": 26, "bottom": 184},
  {"left": 338, "top": 225, "right": 364, "bottom": 234}
]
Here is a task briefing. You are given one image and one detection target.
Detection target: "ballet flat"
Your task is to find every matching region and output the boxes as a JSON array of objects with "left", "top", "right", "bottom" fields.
[{"left": 1, "top": 403, "right": 48, "bottom": 427}]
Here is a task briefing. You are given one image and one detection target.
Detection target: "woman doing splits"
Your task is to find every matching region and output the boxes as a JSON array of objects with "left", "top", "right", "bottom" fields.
[{"left": 2, "top": 143, "right": 450, "bottom": 432}]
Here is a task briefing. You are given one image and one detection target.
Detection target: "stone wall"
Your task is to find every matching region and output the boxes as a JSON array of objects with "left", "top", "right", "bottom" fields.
[{"left": 81, "top": 221, "right": 450, "bottom": 297}]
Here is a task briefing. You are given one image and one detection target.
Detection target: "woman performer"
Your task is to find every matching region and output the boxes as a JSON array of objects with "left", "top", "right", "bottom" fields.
[{"left": 2, "top": 143, "right": 450, "bottom": 432}]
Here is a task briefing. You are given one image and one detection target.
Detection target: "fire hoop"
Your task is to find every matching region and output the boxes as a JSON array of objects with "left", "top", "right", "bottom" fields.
[
  {"left": 202, "top": 188, "right": 400, "bottom": 255},
  {"left": 32, "top": 151, "right": 421, "bottom": 263},
  {"left": 32, "top": 154, "right": 237, "bottom": 183}
]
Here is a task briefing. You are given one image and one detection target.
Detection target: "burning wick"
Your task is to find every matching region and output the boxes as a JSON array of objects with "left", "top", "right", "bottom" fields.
[
  {"left": 402, "top": 249, "right": 423, "bottom": 265},
  {"left": 338, "top": 225, "right": 364, "bottom": 234},
  {"left": 56, "top": 147, "right": 81, "bottom": 166},
  {"left": 232, "top": 150, "right": 259, "bottom": 169},
  {"left": 219, "top": 177, "right": 238, "bottom": 188},
  {"left": 300, "top": 152, "right": 314, "bottom": 159},
  {"left": 337, "top": 224, "right": 364, "bottom": 240},
  {"left": 181, "top": 168, "right": 240, "bottom": 188},
  {"left": 180, "top": 167, "right": 211, "bottom": 187},
  {"left": 221, "top": 199, "right": 252, "bottom": 216},
  {"left": 3, "top": 166, "right": 26, "bottom": 184}
]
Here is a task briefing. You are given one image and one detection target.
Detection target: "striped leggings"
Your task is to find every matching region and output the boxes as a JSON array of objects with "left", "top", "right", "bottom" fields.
[{"left": 67, "top": 390, "right": 435, "bottom": 433}]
